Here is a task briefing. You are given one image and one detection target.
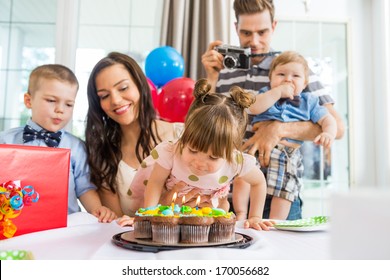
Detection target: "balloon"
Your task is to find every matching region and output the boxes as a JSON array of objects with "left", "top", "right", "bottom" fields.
[
  {"left": 146, "top": 78, "right": 160, "bottom": 112},
  {"left": 145, "top": 46, "right": 185, "bottom": 87},
  {"left": 158, "top": 77, "right": 195, "bottom": 123}
]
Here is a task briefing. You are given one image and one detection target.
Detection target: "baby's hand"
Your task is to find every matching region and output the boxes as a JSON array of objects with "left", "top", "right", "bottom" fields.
[
  {"left": 117, "top": 215, "right": 134, "bottom": 227},
  {"left": 244, "top": 216, "right": 275, "bottom": 231},
  {"left": 92, "top": 206, "right": 117, "bottom": 223},
  {"left": 278, "top": 83, "right": 295, "bottom": 99},
  {"left": 313, "top": 132, "right": 335, "bottom": 148}
]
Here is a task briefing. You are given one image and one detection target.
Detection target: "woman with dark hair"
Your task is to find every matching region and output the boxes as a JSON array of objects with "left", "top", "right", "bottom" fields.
[{"left": 85, "top": 52, "right": 184, "bottom": 216}]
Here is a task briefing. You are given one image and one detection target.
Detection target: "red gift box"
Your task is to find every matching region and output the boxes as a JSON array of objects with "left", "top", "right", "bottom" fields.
[{"left": 0, "top": 144, "right": 70, "bottom": 239}]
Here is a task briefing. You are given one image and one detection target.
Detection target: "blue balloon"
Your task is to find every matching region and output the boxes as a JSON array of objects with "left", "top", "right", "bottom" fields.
[{"left": 145, "top": 46, "right": 185, "bottom": 87}]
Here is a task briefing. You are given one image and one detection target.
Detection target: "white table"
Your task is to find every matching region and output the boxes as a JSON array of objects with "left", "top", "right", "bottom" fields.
[{"left": 1, "top": 212, "right": 330, "bottom": 260}]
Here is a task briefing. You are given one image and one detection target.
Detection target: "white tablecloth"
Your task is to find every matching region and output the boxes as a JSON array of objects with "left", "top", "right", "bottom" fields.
[{"left": 1, "top": 212, "right": 331, "bottom": 260}]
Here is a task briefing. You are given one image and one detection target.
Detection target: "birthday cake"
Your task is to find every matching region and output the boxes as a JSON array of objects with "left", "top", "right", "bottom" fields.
[
  {"left": 209, "top": 210, "right": 236, "bottom": 242},
  {"left": 179, "top": 207, "right": 214, "bottom": 244},
  {"left": 133, "top": 214, "right": 152, "bottom": 239},
  {"left": 134, "top": 205, "right": 236, "bottom": 244}
]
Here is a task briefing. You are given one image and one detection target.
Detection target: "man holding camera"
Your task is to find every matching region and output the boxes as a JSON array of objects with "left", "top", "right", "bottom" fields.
[{"left": 201, "top": 0, "right": 345, "bottom": 220}]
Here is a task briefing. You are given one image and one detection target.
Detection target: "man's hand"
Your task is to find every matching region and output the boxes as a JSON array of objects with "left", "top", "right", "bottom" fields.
[
  {"left": 201, "top": 40, "right": 224, "bottom": 90},
  {"left": 242, "top": 121, "right": 283, "bottom": 167}
]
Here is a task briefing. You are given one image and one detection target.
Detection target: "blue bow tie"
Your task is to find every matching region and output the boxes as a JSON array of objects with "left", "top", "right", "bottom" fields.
[
  {"left": 278, "top": 96, "right": 301, "bottom": 107},
  {"left": 23, "top": 125, "right": 62, "bottom": 148}
]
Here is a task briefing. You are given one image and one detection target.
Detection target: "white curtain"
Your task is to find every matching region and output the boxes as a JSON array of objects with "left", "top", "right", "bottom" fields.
[{"left": 160, "top": 0, "right": 230, "bottom": 80}]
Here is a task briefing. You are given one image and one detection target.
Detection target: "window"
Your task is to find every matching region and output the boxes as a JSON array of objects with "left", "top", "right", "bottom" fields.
[
  {"left": 0, "top": 0, "right": 163, "bottom": 138},
  {"left": 0, "top": 0, "right": 56, "bottom": 131},
  {"left": 73, "top": 0, "right": 163, "bottom": 138}
]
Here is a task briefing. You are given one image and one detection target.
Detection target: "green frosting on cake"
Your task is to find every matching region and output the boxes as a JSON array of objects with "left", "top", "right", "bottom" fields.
[{"left": 211, "top": 208, "right": 227, "bottom": 216}]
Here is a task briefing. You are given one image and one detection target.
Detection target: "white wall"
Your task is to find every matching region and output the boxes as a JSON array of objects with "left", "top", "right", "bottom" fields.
[{"left": 370, "top": 0, "right": 390, "bottom": 188}]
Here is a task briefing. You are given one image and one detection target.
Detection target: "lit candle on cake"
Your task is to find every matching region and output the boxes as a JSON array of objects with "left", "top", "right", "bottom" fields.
[
  {"left": 180, "top": 196, "right": 192, "bottom": 214},
  {"left": 181, "top": 195, "right": 186, "bottom": 206},
  {"left": 189, "top": 195, "right": 202, "bottom": 215},
  {"left": 195, "top": 195, "right": 200, "bottom": 210},
  {"left": 171, "top": 192, "right": 177, "bottom": 211}
]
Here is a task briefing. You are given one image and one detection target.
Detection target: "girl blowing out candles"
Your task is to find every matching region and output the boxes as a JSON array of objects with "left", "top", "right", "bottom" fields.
[{"left": 119, "top": 79, "right": 273, "bottom": 230}]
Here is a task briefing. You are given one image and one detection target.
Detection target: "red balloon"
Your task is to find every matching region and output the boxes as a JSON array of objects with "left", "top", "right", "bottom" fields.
[
  {"left": 158, "top": 77, "right": 195, "bottom": 122},
  {"left": 147, "top": 78, "right": 160, "bottom": 112}
]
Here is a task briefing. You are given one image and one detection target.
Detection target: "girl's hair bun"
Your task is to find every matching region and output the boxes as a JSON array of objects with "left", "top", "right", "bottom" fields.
[
  {"left": 229, "top": 86, "right": 255, "bottom": 109},
  {"left": 193, "top": 78, "right": 212, "bottom": 100}
]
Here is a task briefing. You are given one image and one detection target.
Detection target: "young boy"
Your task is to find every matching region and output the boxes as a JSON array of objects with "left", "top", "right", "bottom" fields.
[
  {"left": 0, "top": 64, "right": 116, "bottom": 222},
  {"left": 233, "top": 51, "right": 337, "bottom": 220}
]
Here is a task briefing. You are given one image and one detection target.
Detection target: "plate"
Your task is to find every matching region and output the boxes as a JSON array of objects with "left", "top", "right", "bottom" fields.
[
  {"left": 112, "top": 231, "right": 253, "bottom": 252},
  {"left": 274, "top": 216, "right": 330, "bottom": 232}
]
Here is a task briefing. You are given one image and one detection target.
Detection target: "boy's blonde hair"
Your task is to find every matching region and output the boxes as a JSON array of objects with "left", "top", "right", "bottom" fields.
[
  {"left": 269, "top": 51, "right": 310, "bottom": 84},
  {"left": 177, "top": 79, "right": 255, "bottom": 163},
  {"left": 28, "top": 64, "right": 79, "bottom": 95}
]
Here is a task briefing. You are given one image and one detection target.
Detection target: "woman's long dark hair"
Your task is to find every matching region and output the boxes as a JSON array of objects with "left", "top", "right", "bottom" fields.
[{"left": 85, "top": 52, "right": 161, "bottom": 193}]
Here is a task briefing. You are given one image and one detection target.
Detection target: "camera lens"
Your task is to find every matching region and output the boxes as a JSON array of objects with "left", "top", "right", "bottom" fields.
[{"left": 223, "top": 55, "right": 238, "bottom": 69}]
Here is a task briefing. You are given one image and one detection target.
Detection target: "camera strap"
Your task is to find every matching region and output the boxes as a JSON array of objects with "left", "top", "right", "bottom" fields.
[{"left": 250, "top": 51, "right": 281, "bottom": 57}]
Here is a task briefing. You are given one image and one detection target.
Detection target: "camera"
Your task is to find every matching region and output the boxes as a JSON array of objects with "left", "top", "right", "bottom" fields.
[{"left": 215, "top": 44, "right": 251, "bottom": 70}]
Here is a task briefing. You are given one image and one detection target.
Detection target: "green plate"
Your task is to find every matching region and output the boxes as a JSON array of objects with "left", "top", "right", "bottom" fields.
[
  {"left": 0, "top": 250, "right": 34, "bottom": 260},
  {"left": 274, "top": 216, "right": 329, "bottom": 231}
]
